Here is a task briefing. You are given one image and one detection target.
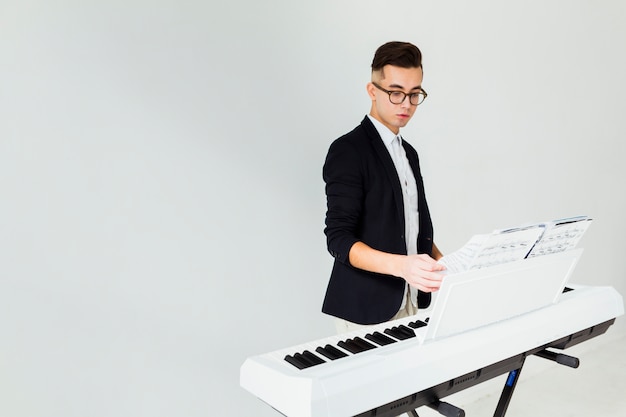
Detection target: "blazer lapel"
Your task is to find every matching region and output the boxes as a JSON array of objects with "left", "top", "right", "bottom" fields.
[{"left": 361, "top": 117, "right": 405, "bottom": 226}]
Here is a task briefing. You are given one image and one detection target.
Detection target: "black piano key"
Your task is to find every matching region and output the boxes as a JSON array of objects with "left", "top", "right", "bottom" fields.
[
  {"left": 284, "top": 353, "right": 310, "bottom": 370},
  {"left": 337, "top": 339, "right": 363, "bottom": 354},
  {"left": 365, "top": 331, "right": 397, "bottom": 346},
  {"left": 408, "top": 319, "right": 428, "bottom": 329},
  {"left": 398, "top": 324, "right": 416, "bottom": 338},
  {"left": 283, "top": 350, "right": 326, "bottom": 370},
  {"left": 316, "top": 344, "right": 348, "bottom": 360},
  {"left": 338, "top": 337, "right": 374, "bottom": 354},
  {"left": 352, "top": 336, "right": 376, "bottom": 351},
  {"left": 384, "top": 325, "right": 416, "bottom": 340},
  {"left": 301, "top": 350, "right": 326, "bottom": 366},
  {"left": 384, "top": 326, "right": 404, "bottom": 340},
  {"left": 294, "top": 352, "right": 316, "bottom": 367},
  {"left": 337, "top": 340, "right": 358, "bottom": 353}
]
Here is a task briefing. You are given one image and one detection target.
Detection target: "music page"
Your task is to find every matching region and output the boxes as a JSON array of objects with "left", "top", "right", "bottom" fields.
[
  {"left": 526, "top": 217, "right": 592, "bottom": 258},
  {"left": 438, "top": 216, "right": 592, "bottom": 275},
  {"left": 438, "top": 227, "right": 544, "bottom": 274}
]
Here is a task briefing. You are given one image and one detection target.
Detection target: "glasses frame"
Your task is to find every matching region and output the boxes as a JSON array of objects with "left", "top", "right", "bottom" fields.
[{"left": 371, "top": 82, "right": 428, "bottom": 106}]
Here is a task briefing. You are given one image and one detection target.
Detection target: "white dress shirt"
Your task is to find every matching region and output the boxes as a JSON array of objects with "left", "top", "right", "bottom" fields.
[{"left": 367, "top": 115, "right": 420, "bottom": 308}]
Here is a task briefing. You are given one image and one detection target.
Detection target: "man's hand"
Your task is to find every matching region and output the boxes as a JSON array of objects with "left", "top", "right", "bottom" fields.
[
  {"left": 398, "top": 254, "right": 445, "bottom": 292},
  {"left": 348, "top": 242, "right": 446, "bottom": 292}
]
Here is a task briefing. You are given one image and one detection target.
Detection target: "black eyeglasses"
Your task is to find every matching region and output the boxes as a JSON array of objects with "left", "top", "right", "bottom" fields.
[{"left": 372, "top": 82, "right": 427, "bottom": 106}]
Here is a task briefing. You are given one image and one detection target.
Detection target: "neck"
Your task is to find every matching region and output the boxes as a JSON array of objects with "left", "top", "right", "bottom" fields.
[{"left": 369, "top": 111, "right": 400, "bottom": 135}]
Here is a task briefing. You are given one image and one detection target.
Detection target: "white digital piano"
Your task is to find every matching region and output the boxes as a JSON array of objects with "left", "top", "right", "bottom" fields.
[{"left": 240, "top": 250, "right": 624, "bottom": 417}]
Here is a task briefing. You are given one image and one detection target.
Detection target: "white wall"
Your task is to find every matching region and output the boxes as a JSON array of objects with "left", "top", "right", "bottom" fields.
[{"left": 1, "top": 1, "right": 625, "bottom": 416}]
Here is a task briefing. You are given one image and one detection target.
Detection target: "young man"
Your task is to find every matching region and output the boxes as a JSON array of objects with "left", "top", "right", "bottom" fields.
[{"left": 322, "top": 41, "right": 445, "bottom": 332}]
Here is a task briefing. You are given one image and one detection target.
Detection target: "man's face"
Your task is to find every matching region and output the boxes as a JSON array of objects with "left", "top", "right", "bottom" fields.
[{"left": 367, "top": 65, "right": 424, "bottom": 135}]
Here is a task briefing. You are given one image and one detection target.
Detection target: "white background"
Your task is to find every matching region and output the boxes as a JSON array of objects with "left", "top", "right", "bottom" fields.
[{"left": 1, "top": 1, "right": 625, "bottom": 416}]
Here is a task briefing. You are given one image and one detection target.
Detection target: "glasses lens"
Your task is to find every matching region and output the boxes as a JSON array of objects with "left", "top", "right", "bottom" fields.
[
  {"left": 389, "top": 92, "right": 406, "bottom": 104},
  {"left": 410, "top": 92, "right": 425, "bottom": 105}
]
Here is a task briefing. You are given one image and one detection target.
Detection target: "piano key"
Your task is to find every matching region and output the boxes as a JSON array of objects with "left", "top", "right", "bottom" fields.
[
  {"left": 398, "top": 324, "right": 416, "bottom": 338},
  {"left": 283, "top": 350, "right": 325, "bottom": 370},
  {"left": 337, "top": 339, "right": 360, "bottom": 354},
  {"left": 274, "top": 312, "right": 429, "bottom": 372},
  {"left": 302, "top": 350, "right": 326, "bottom": 366},
  {"left": 338, "top": 337, "right": 376, "bottom": 354},
  {"left": 353, "top": 336, "right": 377, "bottom": 351},
  {"left": 365, "top": 331, "right": 397, "bottom": 346},
  {"left": 294, "top": 352, "right": 318, "bottom": 368},
  {"left": 408, "top": 319, "right": 428, "bottom": 329},
  {"left": 384, "top": 325, "right": 415, "bottom": 340},
  {"left": 316, "top": 344, "right": 348, "bottom": 360},
  {"left": 284, "top": 353, "right": 310, "bottom": 370},
  {"left": 395, "top": 325, "right": 415, "bottom": 339}
]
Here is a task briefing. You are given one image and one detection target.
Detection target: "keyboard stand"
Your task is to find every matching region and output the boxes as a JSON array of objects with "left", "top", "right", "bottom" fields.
[
  {"left": 408, "top": 399, "right": 466, "bottom": 417},
  {"left": 494, "top": 348, "right": 579, "bottom": 417},
  {"left": 407, "top": 347, "right": 580, "bottom": 417},
  {"left": 492, "top": 360, "right": 525, "bottom": 417},
  {"left": 354, "top": 319, "right": 613, "bottom": 417}
]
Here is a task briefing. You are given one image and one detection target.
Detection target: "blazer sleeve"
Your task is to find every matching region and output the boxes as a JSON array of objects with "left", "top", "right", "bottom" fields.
[{"left": 322, "top": 137, "right": 363, "bottom": 266}]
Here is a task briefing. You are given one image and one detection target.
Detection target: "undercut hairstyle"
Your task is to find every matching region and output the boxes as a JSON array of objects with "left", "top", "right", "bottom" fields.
[{"left": 371, "top": 41, "right": 423, "bottom": 78}]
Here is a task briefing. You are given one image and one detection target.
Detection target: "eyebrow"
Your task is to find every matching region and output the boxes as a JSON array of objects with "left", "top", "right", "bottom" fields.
[{"left": 387, "top": 83, "right": 423, "bottom": 92}]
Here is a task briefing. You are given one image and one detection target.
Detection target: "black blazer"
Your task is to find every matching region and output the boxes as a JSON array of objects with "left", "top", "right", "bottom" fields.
[{"left": 322, "top": 116, "right": 434, "bottom": 325}]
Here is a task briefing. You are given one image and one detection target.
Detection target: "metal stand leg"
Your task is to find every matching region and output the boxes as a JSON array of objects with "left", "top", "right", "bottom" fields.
[
  {"left": 535, "top": 349, "right": 579, "bottom": 368},
  {"left": 406, "top": 400, "right": 465, "bottom": 417},
  {"left": 493, "top": 357, "right": 526, "bottom": 417}
]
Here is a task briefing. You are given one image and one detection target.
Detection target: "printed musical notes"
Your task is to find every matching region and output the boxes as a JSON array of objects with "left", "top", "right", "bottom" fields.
[{"left": 438, "top": 216, "right": 592, "bottom": 274}]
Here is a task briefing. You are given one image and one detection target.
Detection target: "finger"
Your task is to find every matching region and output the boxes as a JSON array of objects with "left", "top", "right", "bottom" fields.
[
  {"left": 422, "top": 270, "right": 445, "bottom": 281},
  {"left": 415, "top": 257, "right": 446, "bottom": 272}
]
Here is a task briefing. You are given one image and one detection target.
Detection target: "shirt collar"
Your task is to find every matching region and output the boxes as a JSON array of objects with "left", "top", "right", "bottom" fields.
[{"left": 367, "top": 114, "right": 400, "bottom": 147}]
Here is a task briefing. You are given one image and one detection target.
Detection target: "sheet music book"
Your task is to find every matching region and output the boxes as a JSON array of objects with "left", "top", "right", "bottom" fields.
[
  {"left": 525, "top": 216, "right": 593, "bottom": 258},
  {"left": 438, "top": 216, "right": 592, "bottom": 274}
]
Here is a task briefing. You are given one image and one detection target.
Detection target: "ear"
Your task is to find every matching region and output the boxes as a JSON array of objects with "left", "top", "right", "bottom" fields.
[{"left": 366, "top": 82, "right": 377, "bottom": 101}]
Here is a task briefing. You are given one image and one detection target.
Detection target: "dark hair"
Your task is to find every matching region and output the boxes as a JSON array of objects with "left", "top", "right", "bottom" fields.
[{"left": 371, "top": 41, "right": 423, "bottom": 72}]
